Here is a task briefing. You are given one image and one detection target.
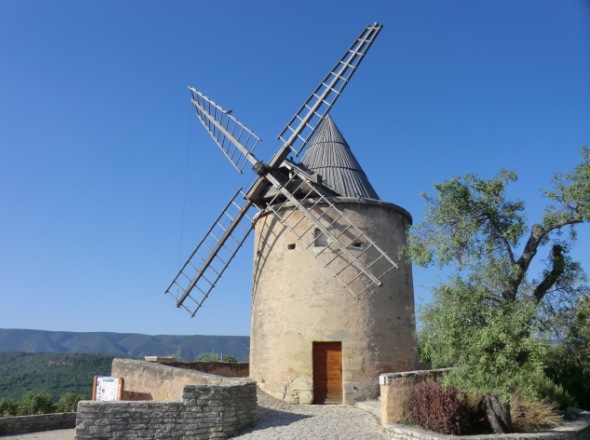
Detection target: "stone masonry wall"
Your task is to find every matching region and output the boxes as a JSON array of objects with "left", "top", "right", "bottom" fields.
[
  {"left": 0, "top": 412, "right": 76, "bottom": 435},
  {"left": 75, "top": 382, "right": 257, "bottom": 440},
  {"left": 111, "top": 358, "right": 250, "bottom": 401}
]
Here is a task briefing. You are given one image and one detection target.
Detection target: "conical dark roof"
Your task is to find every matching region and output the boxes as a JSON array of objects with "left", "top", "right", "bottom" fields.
[{"left": 300, "top": 115, "right": 379, "bottom": 200}]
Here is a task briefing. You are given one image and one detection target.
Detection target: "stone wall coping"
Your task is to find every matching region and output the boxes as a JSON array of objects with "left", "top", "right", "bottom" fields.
[
  {"left": 380, "top": 368, "right": 452, "bottom": 383},
  {"left": 114, "top": 358, "right": 250, "bottom": 383},
  {"left": 385, "top": 409, "right": 590, "bottom": 440}
]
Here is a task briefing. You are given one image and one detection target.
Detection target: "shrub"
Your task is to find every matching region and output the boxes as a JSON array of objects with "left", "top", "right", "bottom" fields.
[
  {"left": 545, "top": 349, "right": 590, "bottom": 410},
  {"left": 0, "top": 398, "right": 18, "bottom": 416},
  {"left": 511, "top": 391, "right": 563, "bottom": 432},
  {"left": 406, "top": 382, "right": 471, "bottom": 435},
  {"left": 17, "top": 392, "right": 55, "bottom": 415},
  {"left": 57, "top": 393, "right": 87, "bottom": 412},
  {"left": 533, "top": 374, "right": 577, "bottom": 411}
]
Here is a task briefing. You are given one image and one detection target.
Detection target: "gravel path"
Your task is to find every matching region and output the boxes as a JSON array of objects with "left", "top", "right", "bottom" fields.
[
  {"left": 231, "top": 391, "right": 387, "bottom": 439},
  {"left": 3, "top": 391, "right": 386, "bottom": 440}
]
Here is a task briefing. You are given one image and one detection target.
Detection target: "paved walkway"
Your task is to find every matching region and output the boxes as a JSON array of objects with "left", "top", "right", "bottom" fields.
[
  {"left": 3, "top": 392, "right": 386, "bottom": 440},
  {"left": 2, "top": 429, "right": 75, "bottom": 440},
  {"left": 231, "top": 391, "right": 387, "bottom": 439}
]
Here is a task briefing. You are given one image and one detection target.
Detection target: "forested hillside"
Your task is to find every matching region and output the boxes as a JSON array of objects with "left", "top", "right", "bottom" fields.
[
  {"left": 0, "top": 352, "right": 116, "bottom": 400},
  {"left": 0, "top": 329, "right": 250, "bottom": 360}
]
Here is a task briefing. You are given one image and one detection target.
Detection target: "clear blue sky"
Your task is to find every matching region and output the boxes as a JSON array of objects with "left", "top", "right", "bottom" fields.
[{"left": 1, "top": 1, "right": 589, "bottom": 337}]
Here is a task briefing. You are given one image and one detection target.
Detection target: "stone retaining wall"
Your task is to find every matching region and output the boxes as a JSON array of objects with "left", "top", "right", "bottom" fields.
[
  {"left": 75, "top": 382, "right": 257, "bottom": 440},
  {"left": 0, "top": 412, "right": 76, "bottom": 435},
  {"left": 385, "top": 410, "right": 590, "bottom": 440},
  {"left": 112, "top": 358, "right": 250, "bottom": 401}
]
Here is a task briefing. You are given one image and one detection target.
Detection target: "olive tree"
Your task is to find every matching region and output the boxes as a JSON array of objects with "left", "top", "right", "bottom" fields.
[{"left": 408, "top": 147, "right": 590, "bottom": 433}]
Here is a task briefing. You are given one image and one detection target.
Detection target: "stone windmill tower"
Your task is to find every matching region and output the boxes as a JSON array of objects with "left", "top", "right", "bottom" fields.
[{"left": 165, "top": 23, "right": 418, "bottom": 404}]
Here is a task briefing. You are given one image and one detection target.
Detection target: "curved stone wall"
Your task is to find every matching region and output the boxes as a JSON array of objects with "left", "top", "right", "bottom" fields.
[{"left": 250, "top": 198, "right": 418, "bottom": 404}]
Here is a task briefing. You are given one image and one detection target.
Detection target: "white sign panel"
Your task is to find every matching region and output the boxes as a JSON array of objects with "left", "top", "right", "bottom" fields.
[{"left": 95, "top": 376, "right": 123, "bottom": 401}]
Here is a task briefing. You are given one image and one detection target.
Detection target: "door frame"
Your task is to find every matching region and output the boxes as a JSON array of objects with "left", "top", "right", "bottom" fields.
[{"left": 312, "top": 341, "right": 343, "bottom": 404}]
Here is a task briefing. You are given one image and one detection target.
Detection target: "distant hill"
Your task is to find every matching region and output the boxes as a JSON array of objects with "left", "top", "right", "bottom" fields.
[
  {"left": 0, "top": 329, "right": 250, "bottom": 361},
  {"left": 0, "top": 352, "right": 116, "bottom": 400}
]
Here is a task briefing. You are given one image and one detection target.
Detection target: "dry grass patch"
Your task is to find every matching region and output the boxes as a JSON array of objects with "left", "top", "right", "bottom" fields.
[{"left": 510, "top": 392, "right": 563, "bottom": 432}]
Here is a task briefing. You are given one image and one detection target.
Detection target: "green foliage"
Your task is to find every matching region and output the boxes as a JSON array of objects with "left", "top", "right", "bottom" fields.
[
  {"left": 195, "top": 352, "right": 222, "bottom": 362},
  {"left": 545, "top": 345, "right": 590, "bottom": 410},
  {"left": 0, "top": 392, "right": 86, "bottom": 416},
  {"left": 408, "top": 148, "right": 589, "bottom": 430},
  {"left": 0, "top": 398, "right": 17, "bottom": 416},
  {"left": 421, "top": 280, "right": 548, "bottom": 401},
  {"left": 194, "top": 352, "right": 238, "bottom": 363},
  {"left": 407, "top": 169, "right": 527, "bottom": 269},
  {"left": 532, "top": 373, "right": 577, "bottom": 411},
  {"left": 223, "top": 355, "right": 238, "bottom": 363},
  {"left": 543, "top": 146, "right": 590, "bottom": 230},
  {"left": 0, "top": 352, "right": 115, "bottom": 401},
  {"left": 17, "top": 392, "right": 56, "bottom": 415},
  {"left": 57, "top": 393, "right": 87, "bottom": 412},
  {"left": 561, "top": 295, "right": 590, "bottom": 374},
  {"left": 542, "top": 295, "right": 590, "bottom": 410}
]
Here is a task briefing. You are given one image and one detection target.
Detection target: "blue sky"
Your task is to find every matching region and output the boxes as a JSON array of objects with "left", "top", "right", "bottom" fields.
[{"left": 1, "top": 1, "right": 589, "bottom": 337}]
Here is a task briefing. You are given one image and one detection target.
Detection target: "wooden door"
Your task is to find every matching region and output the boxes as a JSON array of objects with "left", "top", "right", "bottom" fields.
[{"left": 313, "top": 341, "right": 342, "bottom": 404}]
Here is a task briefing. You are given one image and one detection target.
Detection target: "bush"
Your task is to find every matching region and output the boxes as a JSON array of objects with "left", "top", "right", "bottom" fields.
[
  {"left": 406, "top": 382, "right": 471, "bottom": 435},
  {"left": 57, "top": 393, "right": 87, "bottom": 412},
  {"left": 0, "top": 398, "right": 18, "bottom": 416},
  {"left": 533, "top": 374, "right": 577, "bottom": 411},
  {"left": 545, "top": 349, "right": 590, "bottom": 410},
  {"left": 194, "top": 352, "right": 239, "bottom": 363},
  {"left": 17, "top": 392, "right": 55, "bottom": 415}
]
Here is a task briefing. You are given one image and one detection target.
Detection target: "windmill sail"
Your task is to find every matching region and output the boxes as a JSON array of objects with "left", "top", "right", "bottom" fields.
[
  {"left": 165, "top": 188, "right": 256, "bottom": 316},
  {"left": 166, "top": 23, "right": 386, "bottom": 317},
  {"left": 273, "top": 22, "right": 382, "bottom": 163},
  {"left": 189, "top": 87, "right": 262, "bottom": 173}
]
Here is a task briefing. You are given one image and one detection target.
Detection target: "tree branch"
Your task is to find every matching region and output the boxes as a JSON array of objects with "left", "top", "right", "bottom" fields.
[{"left": 532, "top": 244, "right": 565, "bottom": 303}]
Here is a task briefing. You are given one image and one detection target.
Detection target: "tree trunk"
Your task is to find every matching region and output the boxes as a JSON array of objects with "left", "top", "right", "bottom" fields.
[{"left": 484, "top": 394, "right": 513, "bottom": 433}]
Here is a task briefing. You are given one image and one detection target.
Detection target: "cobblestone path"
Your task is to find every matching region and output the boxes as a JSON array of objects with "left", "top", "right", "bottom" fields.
[{"left": 231, "top": 391, "right": 387, "bottom": 439}]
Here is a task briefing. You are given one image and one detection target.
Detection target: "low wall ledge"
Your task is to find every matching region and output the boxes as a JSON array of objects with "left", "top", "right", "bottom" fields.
[
  {"left": 380, "top": 368, "right": 452, "bottom": 383},
  {"left": 385, "top": 409, "right": 590, "bottom": 440}
]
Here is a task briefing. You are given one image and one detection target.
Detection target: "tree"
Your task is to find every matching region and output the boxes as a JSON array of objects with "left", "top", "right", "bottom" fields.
[
  {"left": 57, "top": 393, "right": 87, "bottom": 412},
  {"left": 17, "top": 393, "right": 56, "bottom": 415},
  {"left": 408, "top": 147, "right": 590, "bottom": 433}
]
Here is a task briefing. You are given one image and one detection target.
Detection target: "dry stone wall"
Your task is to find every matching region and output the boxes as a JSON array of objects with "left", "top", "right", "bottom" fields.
[
  {"left": 75, "top": 382, "right": 257, "bottom": 440},
  {"left": 0, "top": 412, "right": 76, "bottom": 435}
]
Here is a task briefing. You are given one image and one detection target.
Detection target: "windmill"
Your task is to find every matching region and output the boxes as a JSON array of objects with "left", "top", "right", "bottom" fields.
[
  {"left": 165, "top": 23, "right": 418, "bottom": 404},
  {"left": 165, "top": 23, "right": 395, "bottom": 315}
]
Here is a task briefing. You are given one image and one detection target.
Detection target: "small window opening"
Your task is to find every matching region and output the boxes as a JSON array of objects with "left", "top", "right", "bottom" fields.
[
  {"left": 351, "top": 240, "right": 363, "bottom": 249},
  {"left": 313, "top": 229, "right": 328, "bottom": 247},
  {"left": 288, "top": 243, "right": 296, "bottom": 250}
]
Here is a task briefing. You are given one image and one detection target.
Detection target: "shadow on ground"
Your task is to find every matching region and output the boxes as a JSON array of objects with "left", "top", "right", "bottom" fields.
[{"left": 235, "top": 407, "right": 312, "bottom": 435}]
